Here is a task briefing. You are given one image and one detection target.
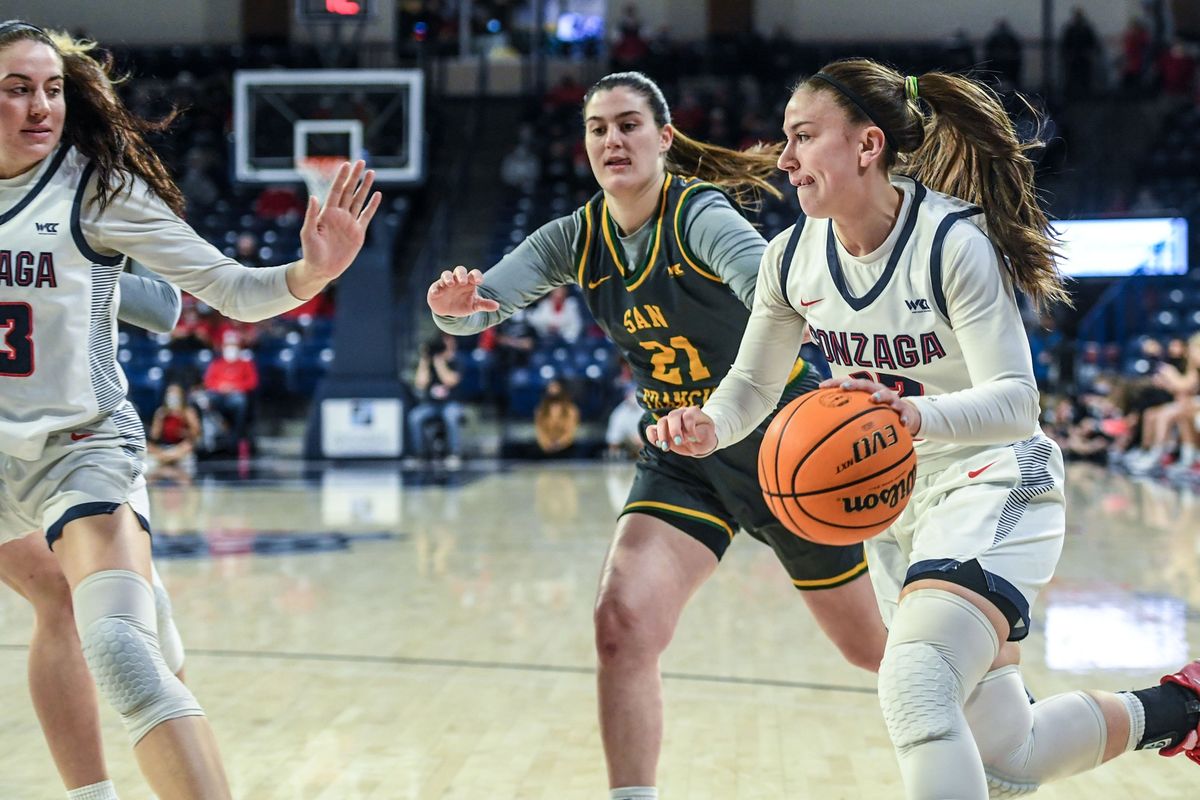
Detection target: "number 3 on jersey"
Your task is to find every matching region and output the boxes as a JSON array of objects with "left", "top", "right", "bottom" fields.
[
  {"left": 849, "top": 370, "right": 924, "bottom": 397},
  {"left": 640, "top": 335, "right": 711, "bottom": 385},
  {"left": 0, "top": 302, "right": 34, "bottom": 377}
]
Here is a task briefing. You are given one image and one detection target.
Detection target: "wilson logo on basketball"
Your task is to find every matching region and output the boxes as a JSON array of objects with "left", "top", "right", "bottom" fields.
[{"left": 840, "top": 466, "right": 917, "bottom": 514}]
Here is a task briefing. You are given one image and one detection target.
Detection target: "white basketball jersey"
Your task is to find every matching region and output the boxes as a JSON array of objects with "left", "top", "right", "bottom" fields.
[
  {"left": 0, "top": 147, "right": 131, "bottom": 460},
  {"left": 778, "top": 177, "right": 1028, "bottom": 469}
]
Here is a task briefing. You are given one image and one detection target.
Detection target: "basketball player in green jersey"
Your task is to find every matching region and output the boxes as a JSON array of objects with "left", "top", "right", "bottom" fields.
[{"left": 428, "top": 72, "right": 887, "bottom": 800}]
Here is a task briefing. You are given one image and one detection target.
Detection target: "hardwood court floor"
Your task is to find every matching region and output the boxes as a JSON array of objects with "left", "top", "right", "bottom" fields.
[{"left": 0, "top": 461, "right": 1196, "bottom": 799}]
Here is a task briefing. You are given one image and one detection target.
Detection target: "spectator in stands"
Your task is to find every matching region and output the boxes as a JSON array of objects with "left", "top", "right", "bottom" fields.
[
  {"left": 480, "top": 311, "right": 538, "bottom": 412},
  {"left": 253, "top": 184, "right": 305, "bottom": 220},
  {"left": 1043, "top": 391, "right": 1124, "bottom": 465},
  {"left": 527, "top": 285, "right": 583, "bottom": 343},
  {"left": 671, "top": 90, "right": 706, "bottom": 139},
  {"left": 203, "top": 335, "right": 259, "bottom": 455},
  {"left": 1157, "top": 39, "right": 1197, "bottom": 100},
  {"left": 1162, "top": 333, "right": 1200, "bottom": 478},
  {"left": 984, "top": 19, "right": 1023, "bottom": 86},
  {"left": 1120, "top": 17, "right": 1152, "bottom": 91},
  {"left": 170, "top": 303, "right": 214, "bottom": 353},
  {"left": 177, "top": 146, "right": 219, "bottom": 210},
  {"left": 408, "top": 332, "right": 466, "bottom": 464},
  {"left": 147, "top": 384, "right": 202, "bottom": 478},
  {"left": 234, "top": 232, "right": 259, "bottom": 266},
  {"left": 1127, "top": 332, "right": 1200, "bottom": 475},
  {"left": 500, "top": 140, "right": 541, "bottom": 190},
  {"left": 534, "top": 378, "right": 581, "bottom": 456},
  {"left": 1061, "top": 6, "right": 1101, "bottom": 97},
  {"left": 544, "top": 74, "right": 585, "bottom": 111},
  {"left": 611, "top": 4, "right": 649, "bottom": 70}
]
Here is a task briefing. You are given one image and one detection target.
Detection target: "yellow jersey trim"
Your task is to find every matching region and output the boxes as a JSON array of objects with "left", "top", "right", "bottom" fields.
[
  {"left": 784, "top": 356, "right": 810, "bottom": 387},
  {"left": 576, "top": 203, "right": 594, "bottom": 286},
  {"left": 623, "top": 500, "right": 734, "bottom": 540},
  {"left": 674, "top": 181, "right": 723, "bottom": 283},
  {"left": 600, "top": 175, "right": 672, "bottom": 292},
  {"left": 792, "top": 558, "right": 868, "bottom": 588}
]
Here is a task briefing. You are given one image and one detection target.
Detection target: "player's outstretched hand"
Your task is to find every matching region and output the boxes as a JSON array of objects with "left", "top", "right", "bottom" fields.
[
  {"left": 819, "top": 377, "right": 922, "bottom": 435},
  {"left": 427, "top": 266, "right": 501, "bottom": 316},
  {"left": 646, "top": 406, "right": 717, "bottom": 458},
  {"left": 288, "top": 160, "right": 382, "bottom": 298}
]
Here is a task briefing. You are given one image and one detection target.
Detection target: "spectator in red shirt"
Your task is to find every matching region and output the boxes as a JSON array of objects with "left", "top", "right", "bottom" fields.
[
  {"left": 203, "top": 338, "right": 259, "bottom": 449},
  {"left": 147, "top": 384, "right": 202, "bottom": 478},
  {"left": 1121, "top": 17, "right": 1151, "bottom": 90},
  {"left": 1158, "top": 39, "right": 1197, "bottom": 99}
]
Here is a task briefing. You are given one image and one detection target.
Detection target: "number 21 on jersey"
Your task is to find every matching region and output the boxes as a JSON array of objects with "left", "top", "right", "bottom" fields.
[{"left": 640, "top": 335, "right": 711, "bottom": 385}]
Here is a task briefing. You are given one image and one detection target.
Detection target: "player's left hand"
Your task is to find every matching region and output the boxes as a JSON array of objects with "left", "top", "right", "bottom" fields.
[
  {"left": 646, "top": 406, "right": 718, "bottom": 458},
  {"left": 290, "top": 160, "right": 382, "bottom": 298},
  {"left": 819, "top": 377, "right": 922, "bottom": 436}
]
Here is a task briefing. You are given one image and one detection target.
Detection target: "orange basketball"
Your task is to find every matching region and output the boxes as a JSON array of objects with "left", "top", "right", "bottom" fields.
[{"left": 758, "top": 388, "right": 917, "bottom": 545}]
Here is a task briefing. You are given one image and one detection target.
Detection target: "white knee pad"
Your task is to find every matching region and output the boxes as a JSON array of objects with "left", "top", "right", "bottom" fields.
[
  {"left": 964, "top": 665, "right": 1106, "bottom": 798},
  {"left": 150, "top": 563, "right": 186, "bottom": 675},
  {"left": 878, "top": 589, "right": 1000, "bottom": 752},
  {"left": 73, "top": 570, "right": 203, "bottom": 744}
]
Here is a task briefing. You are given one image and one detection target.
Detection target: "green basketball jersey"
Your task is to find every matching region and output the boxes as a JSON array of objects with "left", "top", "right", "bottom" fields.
[{"left": 574, "top": 174, "right": 809, "bottom": 415}]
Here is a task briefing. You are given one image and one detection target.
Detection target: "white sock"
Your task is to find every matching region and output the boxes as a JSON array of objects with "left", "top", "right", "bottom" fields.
[
  {"left": 610, "top": 788, "right": 657, "bottom": 800},
  {"left": 1181, "top": 443, "right": 1196, "bottom": 464},
  {"left": 1117, "top": 691, "right": 1146, "bottom": 752},
  {"left": 67, "top": 780, "right": 119, "bottom": 800}
]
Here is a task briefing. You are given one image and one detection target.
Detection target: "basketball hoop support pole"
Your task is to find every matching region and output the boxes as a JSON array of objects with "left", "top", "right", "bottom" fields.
[{"left": 302, "top": 215, "right": 408, "bottom": 459}]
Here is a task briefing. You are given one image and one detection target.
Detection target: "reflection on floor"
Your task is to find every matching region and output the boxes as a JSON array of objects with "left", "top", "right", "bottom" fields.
[{"left": 0, "top": 460, "right": 1195, "bottom": 799}]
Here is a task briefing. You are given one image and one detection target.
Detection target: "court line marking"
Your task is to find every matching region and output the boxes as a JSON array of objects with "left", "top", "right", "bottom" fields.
[{"left": 0, "top": 643, "right": 877, "bottom": 696}]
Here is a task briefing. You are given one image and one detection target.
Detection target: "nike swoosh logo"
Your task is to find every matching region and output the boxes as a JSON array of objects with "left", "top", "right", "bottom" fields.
[
  {"left": 799, "top": 298, "right": 823, "bottom": 307},
  {"left": 967, "top": 461, "right": 998, "bottom": 479},
  {"left": 587, "top": 275, "right": 612, "bottom": 289},
  {"left": 70, "top": 432, "right": 94, "bottom": 441}
]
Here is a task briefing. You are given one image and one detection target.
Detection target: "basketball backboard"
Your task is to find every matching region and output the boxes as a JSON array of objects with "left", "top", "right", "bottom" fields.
[{"left": 233, "top": 69, "right": 424, "bottom": 185}]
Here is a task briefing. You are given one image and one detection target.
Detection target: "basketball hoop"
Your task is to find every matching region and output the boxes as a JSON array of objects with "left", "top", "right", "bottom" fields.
[{"left": 297, "top": 156, "right": 346, "bottom": 204}]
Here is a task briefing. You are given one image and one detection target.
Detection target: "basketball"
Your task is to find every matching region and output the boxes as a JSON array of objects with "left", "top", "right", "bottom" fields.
[{"left": 758, "top": 388, "right": 917, "bottom": 545}]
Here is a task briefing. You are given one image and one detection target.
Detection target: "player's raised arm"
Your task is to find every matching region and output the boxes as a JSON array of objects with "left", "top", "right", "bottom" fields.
[{"left": 428, "top": 214, "right": 580, "bottom": 335}]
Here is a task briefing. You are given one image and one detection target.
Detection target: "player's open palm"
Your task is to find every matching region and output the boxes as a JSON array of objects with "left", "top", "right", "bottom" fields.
[
  {"left": 299, "top": 160, "right": 382, "bottom": 283},
  {"left": 427, "top": 266, "right": 500, "bottom": 316}
]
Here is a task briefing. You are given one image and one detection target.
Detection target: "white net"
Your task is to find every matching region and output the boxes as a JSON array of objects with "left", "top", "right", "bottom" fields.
[{"left": 297, "top": 157, "right": 345, "bottom": 203}]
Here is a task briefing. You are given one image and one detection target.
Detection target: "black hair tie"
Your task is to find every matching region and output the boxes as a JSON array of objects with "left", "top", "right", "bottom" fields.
[{"left": 810, "top": 72, "right": 898, "bottom": 151}]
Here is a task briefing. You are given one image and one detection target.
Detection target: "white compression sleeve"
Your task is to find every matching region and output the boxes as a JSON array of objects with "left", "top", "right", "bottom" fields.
[
  {"left": 964, "top": 665, "right": 1107, "bottom": 797},
  {"left": 878, "top": 589, "right": 1001, "bottom": 800}
]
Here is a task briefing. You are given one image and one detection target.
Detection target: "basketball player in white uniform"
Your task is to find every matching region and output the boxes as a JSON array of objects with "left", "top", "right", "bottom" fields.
[
  {"left": 0, "top": 22, "right": 378, "bottom": 799},
  {"left": 0, "top": 263, "right": 187, "bottom": 800},
  {"left": 651, "top": 59, "right": 1200, "bottom": 798}
]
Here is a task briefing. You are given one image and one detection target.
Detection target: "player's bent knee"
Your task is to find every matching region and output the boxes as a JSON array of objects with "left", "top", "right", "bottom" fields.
[
  {"left": 593, "top": 593, "right": 670, "bottom": 665},
  {"left": 878, "top": 589, "right": 1001, "bottom": 752},
  {"left": 984, "top": 693, "right": 1106, "bottom": 796},
  {"left": 26, "top": 570, "right": 75, "bottom": 622},
  {"left": 74, "top": 570, "right": 203, "bottom": 744}
]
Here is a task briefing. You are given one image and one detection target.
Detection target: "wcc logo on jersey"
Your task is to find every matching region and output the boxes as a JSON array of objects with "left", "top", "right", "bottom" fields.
[
  {"left": 35, "top": 221, "right": 60, "bottom": 235},
  {"left": 905, "top": 298, "right": 931, "bottom": 313}
]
